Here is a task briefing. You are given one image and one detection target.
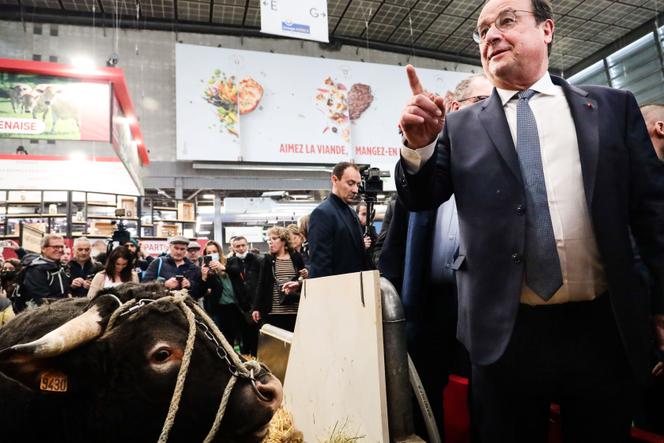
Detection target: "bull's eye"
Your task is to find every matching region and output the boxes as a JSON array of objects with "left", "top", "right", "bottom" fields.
[{"left": 151, "top": 348, "right": 172, "bottom": 363}]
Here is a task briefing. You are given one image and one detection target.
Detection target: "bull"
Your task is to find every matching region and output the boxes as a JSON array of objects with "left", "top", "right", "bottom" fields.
[{"left": 0, "top": 283, "right": 282, "bottom": 443}]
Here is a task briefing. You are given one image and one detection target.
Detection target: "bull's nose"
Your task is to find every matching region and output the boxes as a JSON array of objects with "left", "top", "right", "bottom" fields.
[{"left": 255, "top": 374, "right": 283, "bottom": 411}]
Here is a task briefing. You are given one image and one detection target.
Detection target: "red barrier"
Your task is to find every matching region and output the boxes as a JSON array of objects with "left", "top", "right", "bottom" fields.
[{"left": 442, "top": 375, "right": 664, "bottom": 443}]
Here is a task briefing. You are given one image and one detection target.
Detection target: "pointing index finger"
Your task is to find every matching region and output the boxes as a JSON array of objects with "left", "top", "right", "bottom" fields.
[{"left": 406, "top": 64, "right": 424, "bottom": 96}]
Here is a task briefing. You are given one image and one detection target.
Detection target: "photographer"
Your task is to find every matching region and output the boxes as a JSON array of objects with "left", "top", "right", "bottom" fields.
[
  {"left": 143, "top": 236, "right": 201, "bottom": 298},
  {"left": 68, "top": 237, "right": 102, "bottom": 297},
  {"left": 308, "top": 161, "right": 373, "bottom": 278},
  {"left": 0, "top": 259, "right": 20, "bottom": 325},
  {"left": 201, "top": 240, "right": 243, "bottom": 348}
]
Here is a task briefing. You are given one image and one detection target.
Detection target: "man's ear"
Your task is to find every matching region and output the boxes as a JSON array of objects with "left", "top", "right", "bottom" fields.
[
  {"left": 542, "top": 19, "right": 554, "bottom": 46},
  {"left": 450, "top": 101, "right": 461, "bottom": 112},
  {"left": 655, "top": 120, "right": 664, "bottom": 138}
]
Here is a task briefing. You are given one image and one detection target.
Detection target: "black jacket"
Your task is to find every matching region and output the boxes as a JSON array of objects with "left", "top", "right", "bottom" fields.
[
  {"left": 226, "top": 253, "right": 261, "bottom": 311},
  {"left": 308, "top": 194, "right": 372, "bottom": 278},
  {"left": 143, "top": 255, "right": 202, "bottom": 299},
  {"left": 67, "top": 259, "right": 103, "bottom": 297},
  {"left": 22, "top": 256, "right": 70, "bottom": 303},
  {"left": 253, "top": 251, "right": 305, "bottom": 316}
]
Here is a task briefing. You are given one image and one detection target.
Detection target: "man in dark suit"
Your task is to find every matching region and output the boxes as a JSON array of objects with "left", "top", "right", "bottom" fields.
[
  {"left": 396, "top": 0, "right": 664, "bottom": 441},
  {"left": 309, "top": 162, "right": 371, "bottom": 278}
]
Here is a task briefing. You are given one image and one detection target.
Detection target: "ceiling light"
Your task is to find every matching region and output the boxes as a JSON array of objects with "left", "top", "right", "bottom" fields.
[
  {"left": 68, "top": 152, "right": 86, "bottom": 162},
  {"left": 71, "top": 56, "right": 95, "bottom": 72}
]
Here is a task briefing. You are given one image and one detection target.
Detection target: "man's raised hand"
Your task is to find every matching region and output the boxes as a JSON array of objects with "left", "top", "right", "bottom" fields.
[{"left": 398, "top": 64, "right": 446, "bottom": 149}]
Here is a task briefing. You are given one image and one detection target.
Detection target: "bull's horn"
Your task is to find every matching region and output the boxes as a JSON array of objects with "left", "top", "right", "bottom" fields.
[{"left": 9, "top": 304, "right": 104, "bottom": 358}]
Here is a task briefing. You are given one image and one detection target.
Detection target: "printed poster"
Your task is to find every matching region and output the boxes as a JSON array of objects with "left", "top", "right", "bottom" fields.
[{"left": 176, "top": 44, "right": 470, "bottom": 173}]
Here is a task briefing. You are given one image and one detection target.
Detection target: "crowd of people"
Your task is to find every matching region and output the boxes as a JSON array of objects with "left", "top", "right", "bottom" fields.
[
  {"left": 2, "top": 0, "right": 664, "bottom": 440},
  {"left": 0, "top": 176, "right": 379, "bottom": 355}
]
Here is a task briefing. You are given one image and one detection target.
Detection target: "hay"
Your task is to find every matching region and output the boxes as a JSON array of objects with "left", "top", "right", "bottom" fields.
[
  {"left": 320, "top": 419, "right": 365, "bottom": 443},
  {"left": 262, "top": 408, "right": 365, "bottom": 442},
  {"left": 263, "top": 406, "right": 304, "bottom": 443}
]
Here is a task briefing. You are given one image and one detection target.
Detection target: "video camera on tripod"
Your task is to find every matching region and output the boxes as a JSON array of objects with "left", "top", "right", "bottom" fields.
[
  {"left": 107, "top": 208, "right": 131, "bottom": 254},
  {"left": 357, "top": 165, "right": 389, "bottom": 228}
]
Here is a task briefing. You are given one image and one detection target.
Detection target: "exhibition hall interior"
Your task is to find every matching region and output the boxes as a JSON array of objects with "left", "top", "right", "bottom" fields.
[{"left": 1, "top": 0, "right": 664, "bottom": 442}]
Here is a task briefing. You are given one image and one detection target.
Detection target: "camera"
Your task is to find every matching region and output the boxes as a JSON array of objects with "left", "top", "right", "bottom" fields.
[
  {"left": 86, "top": 274, "right": 96, "bottom": 280},
  {"left": 175, "top": 275, "right": 184, "bottom": 282},
  {"left": 358, "top": 165, "right": 385, "bottom": 199},
  {"left": 357, "top": 165, "right": 389, "bottom": 228},
  {"left": 203, "top": 255, "right": 212, "bottom": 266}
]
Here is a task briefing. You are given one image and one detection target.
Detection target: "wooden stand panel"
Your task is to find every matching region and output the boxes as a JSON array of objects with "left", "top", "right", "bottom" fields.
[{"left": 283, "top": 271, "right": 389, "bottom": 442}]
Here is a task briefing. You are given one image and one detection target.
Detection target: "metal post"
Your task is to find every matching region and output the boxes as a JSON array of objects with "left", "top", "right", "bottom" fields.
[
  {"left": 213, "top": 193, "right": 222, "bottom": 242},
  {"left": 381, "top": 277, "right": 427, "bottom": 443}
]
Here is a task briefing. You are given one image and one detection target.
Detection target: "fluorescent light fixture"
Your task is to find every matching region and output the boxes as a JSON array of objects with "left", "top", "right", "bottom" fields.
[
  {"left": 71, "top": 56, "right": 95, "bottom": 71},
  {"left": 68, "top": 152, "right": 86, "bottom": 162},
  {"left": 193, "top": 163, "right": 332, "bottom": 172},
  {"left": 202, "top": 194, "right": 215, "bottom": 199}
]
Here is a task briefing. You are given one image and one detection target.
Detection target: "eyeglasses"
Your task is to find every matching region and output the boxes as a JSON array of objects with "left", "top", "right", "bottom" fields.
[
  {"left": 473, "top": 9, "right": 534, "bottom": 44},
  {"left": 46, "top": 245, "right": 65, "bottom": 249},
  {"left": 458, "top": 95, "right": 490, "bottom": 104}
]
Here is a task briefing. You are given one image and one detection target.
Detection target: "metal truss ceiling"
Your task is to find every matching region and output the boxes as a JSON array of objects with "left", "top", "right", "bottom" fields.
[{"left": 1, "top": 0, "right": 663, "bottom": 73}]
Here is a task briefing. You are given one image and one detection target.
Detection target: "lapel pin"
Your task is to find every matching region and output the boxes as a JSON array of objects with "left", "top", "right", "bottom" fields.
[{"left": 586, "top": 102, "right": 593, "bottom": 109}]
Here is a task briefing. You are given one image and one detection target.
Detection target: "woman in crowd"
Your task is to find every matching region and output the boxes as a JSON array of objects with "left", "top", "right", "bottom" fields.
[
  {"left": 356, "top": 202, "right": 378, "bottom": 252},
  {"left": 0, "top": 259, "right": 20, "bottom": 326},
  {"left": 201, "top": 240, "right": 243, "bottom": 348},
  {"left": 87, "top": 246, "right": 139, "bottom": 298},
  {"left": 252, "top": 226, "right": 306, "bottom": 332},
  {"left": 0, "top": 259, "right": 21, "bottom": 298},
  {"left": 286, "top": 224, "right": 310, "bottom": 271}
]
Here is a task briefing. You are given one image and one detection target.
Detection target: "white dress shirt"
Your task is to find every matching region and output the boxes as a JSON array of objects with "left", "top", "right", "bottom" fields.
[{"left": 401, "top": 73, "right": 608, "bottom": 305}]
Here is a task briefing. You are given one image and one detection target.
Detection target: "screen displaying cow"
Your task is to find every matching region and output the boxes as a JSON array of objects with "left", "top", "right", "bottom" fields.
[{"left": 0, "top": 72, "right": 111, "bottom": 142}]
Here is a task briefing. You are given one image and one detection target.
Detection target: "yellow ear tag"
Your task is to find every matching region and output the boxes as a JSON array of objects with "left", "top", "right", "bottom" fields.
[{"left": 39, "top": 371, "right": 69, "bottom": 392}]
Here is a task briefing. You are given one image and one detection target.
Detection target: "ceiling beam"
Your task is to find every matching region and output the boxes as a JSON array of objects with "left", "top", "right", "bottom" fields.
[
  {"left": 563, "top": 12, "right": 664, "bottom": 78},
  {"left": 0, "top": 6, "right": 481, "bottom": 67}
]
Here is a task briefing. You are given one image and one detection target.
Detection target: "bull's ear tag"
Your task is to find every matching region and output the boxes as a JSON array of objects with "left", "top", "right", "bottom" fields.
[{"left": 39, "top": 370, "right": 68, "bottom": 392}]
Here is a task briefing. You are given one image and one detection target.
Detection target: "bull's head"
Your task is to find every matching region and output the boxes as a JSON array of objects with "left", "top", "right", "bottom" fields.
[{"left": 0, "top": 283, "right": 282, "bottom": 443}]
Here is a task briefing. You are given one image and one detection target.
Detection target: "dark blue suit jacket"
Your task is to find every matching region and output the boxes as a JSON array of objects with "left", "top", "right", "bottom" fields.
[
  {"left": 308, "top": 194, "right": 370, "bottom": 278},
  {"left": 396, "top": 75, "right": 664, "bottom": 382}
]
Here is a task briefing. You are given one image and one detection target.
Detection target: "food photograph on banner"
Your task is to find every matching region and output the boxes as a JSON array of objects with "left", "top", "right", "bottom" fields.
[
  {"left": 0, "top": 72, "right": 111, "bottom": 142},
  {"left": 176, "top": 43, "right": 469, "bottom": 173}
]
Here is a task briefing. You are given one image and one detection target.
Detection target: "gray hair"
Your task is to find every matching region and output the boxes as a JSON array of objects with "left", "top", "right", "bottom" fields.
[
  {"left": 41, "top": 233, "right": 64, "bottom": 249},
  {"left": 640, "top": 103, "right": 664, "bottom": 122},
  {"left": 453, "top": 74, "right": 487, "bottom": 101},
  {"left": 73, "top": 237, "right": 91, "bottom": 248}
]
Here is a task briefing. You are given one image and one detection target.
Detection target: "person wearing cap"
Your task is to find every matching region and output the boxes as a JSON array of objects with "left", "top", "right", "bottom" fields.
[
  {"left": 187, "top": 241, "right": 203, "bottom": 267},
  {"left": 143, "top": 236, "right": 201, "bottom": 298}
]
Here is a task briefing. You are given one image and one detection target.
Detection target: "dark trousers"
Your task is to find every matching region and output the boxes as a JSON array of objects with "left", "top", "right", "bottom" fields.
[
  {"left": 211, "top": 304, "right": 244, "bottom": 347},
  {"left": 266, "top": 313, "right": 297, "bottom": 332},
  {"left": 409, "top": 283, "right": 459, "bottom": 439},
  {"left": 471, "top": 296, "right": 634, "bottom": 443},
  {"left": 241, "top": 318, "right": 259, "bottom": 356}
]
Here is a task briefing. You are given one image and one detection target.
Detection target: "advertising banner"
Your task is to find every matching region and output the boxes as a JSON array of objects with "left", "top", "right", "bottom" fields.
[
  {"left": 261, "top": 0, "right": 329, "bottom": 43},
  {"left": 112, "top": 95, "right": 144, "bottom": 194},
  {"left": 0, "top": 72, "right": 111, "bottom": 141},
  {"left": 176, "top": 44, "right": 469, "bottom": 173}
]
